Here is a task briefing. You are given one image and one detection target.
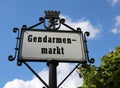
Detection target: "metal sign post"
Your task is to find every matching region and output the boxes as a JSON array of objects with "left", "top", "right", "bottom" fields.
[
  {"left": 8, "top": 10, "right": 95, "bottom": 88},
  {"left": 47, "top": 60, "right": 58, "bottom": 88}
]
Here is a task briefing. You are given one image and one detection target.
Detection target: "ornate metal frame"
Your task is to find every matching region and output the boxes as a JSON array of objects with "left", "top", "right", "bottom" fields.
[{"left": 8, "top": 10, "right": 95, "bottom": 88}]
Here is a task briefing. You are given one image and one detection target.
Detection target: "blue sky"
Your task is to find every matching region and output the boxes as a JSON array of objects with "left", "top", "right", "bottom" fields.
[{"left": 0, "top": 0, "right": 120, "bottom": 88}]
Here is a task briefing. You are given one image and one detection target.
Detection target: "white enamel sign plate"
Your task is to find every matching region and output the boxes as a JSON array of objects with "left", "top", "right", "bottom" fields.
[{"left": 19, "top": 29, "right": 86, "bottom": 62}]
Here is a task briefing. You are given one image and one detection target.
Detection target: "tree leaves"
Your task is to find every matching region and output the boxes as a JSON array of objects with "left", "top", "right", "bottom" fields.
[{"left": 77, "top": 46, "right": 120, "bottom": 88}]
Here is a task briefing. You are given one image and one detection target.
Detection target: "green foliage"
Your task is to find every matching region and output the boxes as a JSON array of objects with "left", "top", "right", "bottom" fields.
[{"left": 77, "top": 46, "right": 120, "bottom": 88}]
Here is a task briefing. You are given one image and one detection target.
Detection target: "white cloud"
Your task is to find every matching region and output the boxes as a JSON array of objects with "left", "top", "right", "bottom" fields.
[
  {"left": 4, "top": 63, "right": 83, "bottom": 88},
  {"left": 60, "top": 15, "right": 100, "bottom": 39},
  {"left": 3, "top": 69, "right": 48, "bottom": 88},
  {"left": 111, "top": 28, "right": 118, "bottom": 34},
  {"left": 108, "top": 0, "right": 120, "bottom": 6},
  {"left": 111, "top": 28, "right": 120, "bottom": 34},
  {"left": 115, "top": 16, "right": 120, "bottom": 27},
  {"left": 111, "top": 15, "right": 120, "bottom": 34}
]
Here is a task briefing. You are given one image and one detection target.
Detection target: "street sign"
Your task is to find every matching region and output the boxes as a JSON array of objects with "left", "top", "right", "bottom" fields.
[
  {"left": 8, "top": 11, "right": 94, "bottom": 88},
  {"left": 19, "top": 29, "right": 86, "bottom": 62}
]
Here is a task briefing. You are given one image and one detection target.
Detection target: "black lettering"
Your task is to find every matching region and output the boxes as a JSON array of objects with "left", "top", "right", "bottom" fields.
[
  {"left": 41, "top": 46, "right": 64, "bottom": 55},
  {"left": 28, "top": 35, "right": 32, "bottom": 42},
  {"left": 67, "top": 38, "right": 71, "bottom": 44},
  {"left": 61, "top": 47, "right": 64, "bottom": 54},
  {"left": 56, "top": 38, "right": 62, "bottom": 43},
  {"left": 53, "top": 37, "right": 55, "bottom": 43},
  {"left": 38, "top": 37, "right": 42, "bottom": 42},
  {"left": 28, "top": 34, "right": 72, "bottom": 44},
  {"left": 43, "top": 35, "right": 47, "bottom": 43},
  {"left": 48, "top": 48, "right": 52, "bottom": 54},
  {"left": 48, "top": 37, "right": 52, "bottom": 43},
  {"left": 53, "top": 48, "right": 56, "bottom": 54},
  {"left": 56, "top": 46, "right": 61, "bottom": 54},
  {"left": 33, "top": 37, "right": 37, "bottom": 42},
  {"left": 63, "top": 38, "right": 66, "bottom": 43},
  {"left": 41, "top": 48, "right": 47, "bottom": 54}
]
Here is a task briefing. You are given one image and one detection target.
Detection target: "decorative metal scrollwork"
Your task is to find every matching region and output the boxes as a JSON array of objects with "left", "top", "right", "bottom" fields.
[
  {"left": 8, "top": 10, "right": 95, "bottom": 66},
  {"left": 8, "top": 10, "right": 95, "bottom": 88},
  {"left": 28, "top": 17, "right": 45, "bottom": 29},
  {"left": 60, "top": 18, "right": 76, "bottom": 31},
  {"left": 8, "top": 28, "right": 20, "bottom": 61},
  {"left": 84, "top": 32, "right": 95, "bottom": 64}
]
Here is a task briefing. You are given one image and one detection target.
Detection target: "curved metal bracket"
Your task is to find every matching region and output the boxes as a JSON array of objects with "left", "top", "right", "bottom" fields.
[
  {"left": 84, "top": 32, "right": 95, "bottom": 64},
  {"left": 60, "top": 18, "right": 76, "bottom": 31},
  {"left": 8, "top": 28, "right": 20, "bottom": 62},
  {"left": 28, "top": 17, "right": 45, "bottom": 29}
]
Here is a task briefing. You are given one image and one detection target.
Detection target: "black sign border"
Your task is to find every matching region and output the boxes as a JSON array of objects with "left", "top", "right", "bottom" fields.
[{"left": 18, "top": 29, "right": 87, "bottom": 63}]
